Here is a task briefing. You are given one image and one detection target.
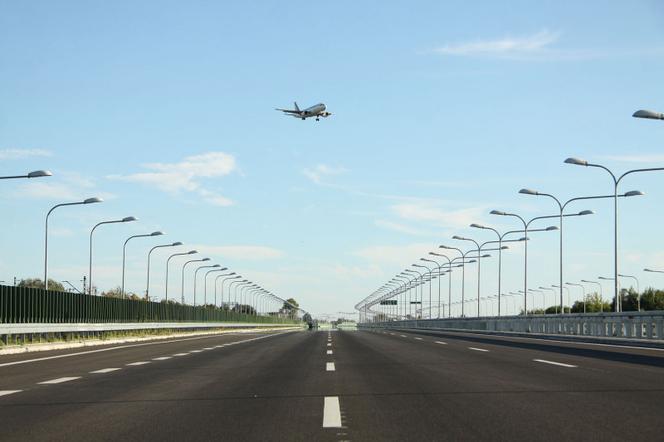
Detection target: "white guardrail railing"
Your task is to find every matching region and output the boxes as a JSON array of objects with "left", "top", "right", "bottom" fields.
[
  {"left": 360, "top": 311, "right": 664, "bottom": 341},
  {"left": 0, "top": 322, "right": 301, "bottom": 336}
]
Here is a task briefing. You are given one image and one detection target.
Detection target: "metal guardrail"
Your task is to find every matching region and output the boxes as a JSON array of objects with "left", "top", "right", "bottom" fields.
[
  {"left": 0, "top": 284, "right": 294, "bottom": 324},
  {"left": 360, "top": 311, "right": 664, "bottom": 341}
]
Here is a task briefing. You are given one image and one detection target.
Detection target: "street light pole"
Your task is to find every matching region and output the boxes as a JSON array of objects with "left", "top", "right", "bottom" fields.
[
  {"left": 618, "top": 274, "right": 640, "bottom": 311},
  {"left": 453, "top": 236, "right": 482, "bottom": 317},
  {"left": 581, "top": 279, "right": 604, "bottom": 312},
  {"left": 204, "top": 267, "right": 228, "bottom": 305},
  {"left": 181, "top": 258, "right": 210, "bottom": 304},
  {"left": 565, "top": 157, "right": 661, "bottom": 311},
  {"left": 146, "top": 242, "right": 182, "bottom": 299},
  {"left": 122, "top": 231, "right": 163, "bottom": 298},
  {"left": 1, "top": 170, "right": 52, "bottom": 180},
  {"left": 214, "top": 273, "right": 237, "bottom": 307},
  {"left": 44, "top": 197, "right": 103, "bottom": 290},
  {"left": 165, "top": 250, "right": 197, "bottom": 302},
  {"left": 89, "top": 216, "right": 137, "bottom": 295},
  {"left": 193, "top": 264, "right": 220, "bottom": 306},
  {"left": 566, "top": 282, "right": 586, "bottom": 313}
]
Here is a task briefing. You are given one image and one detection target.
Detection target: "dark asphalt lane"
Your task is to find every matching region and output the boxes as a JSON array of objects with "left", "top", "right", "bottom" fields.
[{"left": 1, "top": 328, "right": 663, "bottom": 441}]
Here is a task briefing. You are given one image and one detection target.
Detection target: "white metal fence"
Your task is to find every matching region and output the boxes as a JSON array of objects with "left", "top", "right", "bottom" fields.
[{"left": 361, "top": 311, "right": 664, "bottom": 341}]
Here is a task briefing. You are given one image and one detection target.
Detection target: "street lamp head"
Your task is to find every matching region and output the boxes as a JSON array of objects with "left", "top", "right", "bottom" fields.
[
  {"left": 122, "top": 216, "right": 137, "bottom": 222},
  {"left": 201, "top": 258, "right": 210, "bottom": 262},
  {"left": 171, "top": 241, "right": 183, "bottom": 246},
  {"left": 83, "top": 197, "right": 103, "bottom": 204},
  {"left": 211, "top": 264, "right": 221, "bottom": 268},
  {"left": 27, "top": 170, "right": 53, "bottom": 178},
  {"left": 490, "top": 210, "right": 507, "bottom": 216},
  {"left": 500, "top": 246, "right": 509, "bottom": 250},
  {"left": 518, "top": 188, "right": 538, "bottom": 196},
  {"left": 187, "top": 250, "right": 198, "bottom": 254},
  {"left": 219, "top": 267, "right": 228, "bottom": 271},
  {"left": 452, "top": 235, "right": 467, "bottom": 241},
  {"left": 564, "top": 157, "right": 588, "bottom": 166},
  {"left": 632, "top": 109, "right": 664, "bottom": 120},
  {"left": 481, "top": 254, "right": 491, "bottom": 258},
  {"left": 150, "top": 231, "right": 164, "bottom": 236},
  {"left": 470, "top": 223, "right": 485, "bottom": 229},
  {"left": 439, "top": 245, "right": 452, "bottom": 249},
  {"left": 545, "top": 226, "right": 559, "bottom": 231},
  {"left": 624, "top": 190, "right": 645, "bottom": 197},
  {"left": 518, "top": 237, "right": 528, "bottom": 241},
  {"left": 598, "top": 276, "right": 613, "bottom": 280},
  {"left": 578, "top": 210, "right": 594, "bottom": 216}
]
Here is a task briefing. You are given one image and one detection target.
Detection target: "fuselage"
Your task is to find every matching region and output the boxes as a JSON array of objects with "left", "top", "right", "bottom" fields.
[{"left": 303, "top": 103, "right": 326, "bottom": 116}]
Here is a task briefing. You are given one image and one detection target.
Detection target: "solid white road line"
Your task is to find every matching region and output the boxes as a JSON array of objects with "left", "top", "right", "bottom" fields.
[
  {"left": 534, "top": 359, "right": 577, "bottom": 368},
  {"left": 0, "top": 330, "right": 294, "bottom": 368},
  {"left": 203, "top": 347, "right": 215, "bottom": 350},
  {"left": 173, "top": 353, "right": 189, "bottom": 357},
  {"left": 90, "top": 368, "right": 121, "bottom": 374},
  {"left": 0, "top": 390, "right": 22, "bottom": 397},
  {"left": 414, "top": 337, "right": 423, "bottom": 341},
  {"left": 323, "top": 396, "right": 342, "bottom": 428},
  {"left": 327, "top": 350, "right": 333, "bottom": 355},
  {"left": 126, "top": 361, "right": 150, "bottom": 366},
  {"left": 152, "top": 356, "right": 172, "bottom": 361},
  {"left": 190, "top": 350, "right": 203, "bottom": 353},
  {"left": 468, "top": 347, "right": 489, "bottom": 352},
  {"left": 38, "top": 377, "right": 81, "bottom": 385},
  {"left": 434, "top": 341, "right": 447, "bottom": 345},
  {"left": 326, "top": 362, "right": 336, "bottom": 372}
]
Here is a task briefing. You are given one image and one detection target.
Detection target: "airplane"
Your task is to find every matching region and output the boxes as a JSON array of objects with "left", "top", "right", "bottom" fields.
[{"left": 275, "top": 102, "right": 332, "bottom": 121}]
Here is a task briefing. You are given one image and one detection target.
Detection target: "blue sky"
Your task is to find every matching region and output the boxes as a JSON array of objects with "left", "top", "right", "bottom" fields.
[{"left": 2, "top": 1, "right": 664, "bottom": 318}]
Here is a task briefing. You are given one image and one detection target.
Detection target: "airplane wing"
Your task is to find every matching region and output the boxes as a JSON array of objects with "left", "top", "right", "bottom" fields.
[{"left": 275, "top": 108, "right": 302, "bottom": 114}]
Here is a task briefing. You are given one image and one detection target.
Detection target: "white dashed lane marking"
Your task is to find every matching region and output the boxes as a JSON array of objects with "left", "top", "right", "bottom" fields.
[
  {"left": 414, "top": 337, "right": 423, "bottom": 341},
  {"left": 323, "top": 396, "right": 343, "bottom": 428},
  {"left": 126, "top": 361, "right": 151, "bottom": 366},
  {"left": 326, "top": 362, "right": 336, "bottom": 372},
  {"left": 90, "top": 368, "right": 121, "bottom": 374},
  {"left": 400, "top": 335, "right": 407, "bottom": 338},
  {"left": 468, "top": 347, "right": 489, "bottom": 352},
  {"left": 327, "top": 350, "right": 333, "bottom": 355},
  {"left": 173, "top": 353, "right": 189, "bottom": 357},
  {"left": 38, "top": 377, "right": 81, "bottom": 385},
  {"left": 327, "top": 343, "right": 332, "bottom": 347},
  {"left": 534, "top": 359, "right": 577, "bottom": 368},
  {"left": 152, "top": 356, "right": 172, "bottom": 361},
  {"left": 190, "top": 350, "right": 203, "bottom": 353},
  {"left": 0, "top": 390, "right": 22, "bottom": 397},
  {"left": 435, "top": 341, "right": 447, "bottom": 345}
]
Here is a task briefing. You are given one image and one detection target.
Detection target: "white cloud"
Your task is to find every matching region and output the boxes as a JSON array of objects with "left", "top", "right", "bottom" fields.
[
  {"left": 391, "top": 202, "right": 487, "bottom": 229},
  {"left": 433, "top": 29, "right": 560, "bottom": 58},
  {"left": 603, "top": 154, "right": 664, "bottom": 163},
  {"left": 190, "top": 244, "right": 284, "bottom": 260},
  {"left": 0, "top": 148, "right": 52, "bottom": 160},
  {"left": 354, "top": 243, "right": 437, "bottom": 266},
  {"left": 302, "top": 164, "right": 347, "bottom": 184},
  {"left": 108, "top": 151, "right": 236, "bottom": 206},
  {"left": 375, "top": 219, "right": 432, "bottom": 236}
]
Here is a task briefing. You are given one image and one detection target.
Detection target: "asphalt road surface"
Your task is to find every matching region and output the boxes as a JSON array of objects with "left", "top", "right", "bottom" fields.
[{"left": 1, "top": 328, "right": 663, "bottom": 441}]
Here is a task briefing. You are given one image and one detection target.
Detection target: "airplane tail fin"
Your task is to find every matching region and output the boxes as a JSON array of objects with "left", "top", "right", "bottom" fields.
[{"left": 294, "top": 101, "right": 300, "bottom": 112}]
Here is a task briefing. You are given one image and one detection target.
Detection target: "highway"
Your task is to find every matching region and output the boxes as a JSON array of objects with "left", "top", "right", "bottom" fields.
[{"left": 1, "top": 328, "right": 663, "bottom": 441}]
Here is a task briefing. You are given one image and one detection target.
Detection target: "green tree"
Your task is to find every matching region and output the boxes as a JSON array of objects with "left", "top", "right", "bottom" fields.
[
  {"left": 641, "top": 288, "right": 664, "bottom": 311},
  {"left": 281, "top": 298, "right": 299, "bottom": 318},
  {"left": 101, "top": 286, "right": 141, "bottom": 301},
  {"left": 17, "top": 278, "right": 65, "bottom": 292}
]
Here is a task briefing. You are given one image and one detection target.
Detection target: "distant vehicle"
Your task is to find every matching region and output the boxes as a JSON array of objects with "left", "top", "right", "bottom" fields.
[{"left": 275, "top": 101, "right": 332, "bottom": 121}]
